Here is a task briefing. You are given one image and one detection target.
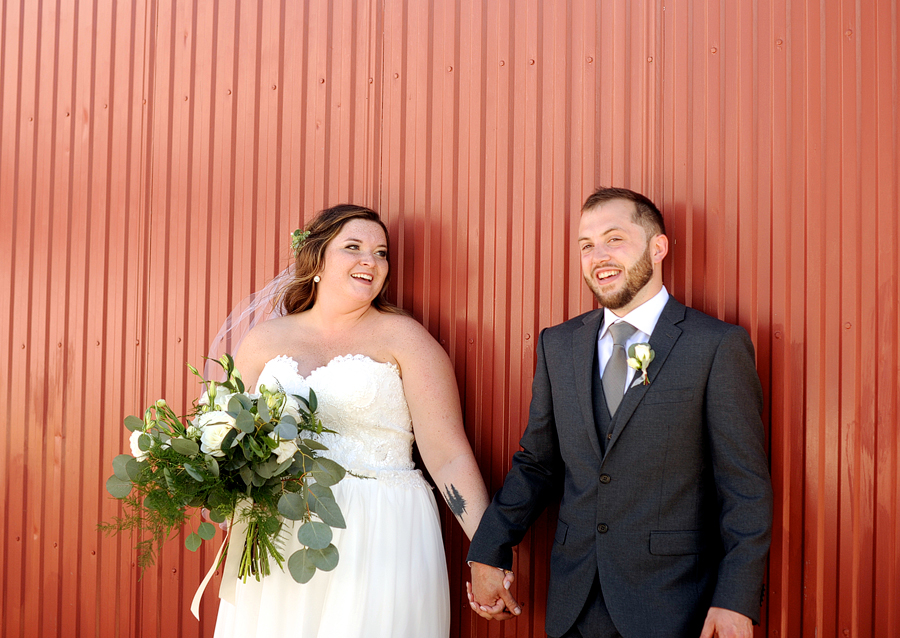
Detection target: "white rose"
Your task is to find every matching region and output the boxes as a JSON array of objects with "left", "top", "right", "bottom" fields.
[
  {"left": 633, "top": 343, "right": 652, "bottom": 363},
  {"left": 129, "top": 429, "right": 149, "bottom": 461},
  {"left": 268, "top": 432, "right": 299, "bottom": 464},
  {"left": 197, "top": 411, "right": 236, "bottom": 457}
]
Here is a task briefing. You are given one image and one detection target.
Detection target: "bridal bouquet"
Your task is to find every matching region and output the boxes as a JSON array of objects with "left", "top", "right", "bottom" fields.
[{"left": 101, "top": 354, "right": 347, "bottom": 584}]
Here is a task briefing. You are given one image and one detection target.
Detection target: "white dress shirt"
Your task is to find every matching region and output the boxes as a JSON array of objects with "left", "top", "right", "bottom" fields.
[{"left": 597, "top": 286, "right": 670, "bottom": 394}]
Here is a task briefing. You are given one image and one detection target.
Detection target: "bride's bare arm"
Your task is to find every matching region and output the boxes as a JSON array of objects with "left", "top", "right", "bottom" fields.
[{"left": 391, "top": 317, "right": 490, "bottom": 541}]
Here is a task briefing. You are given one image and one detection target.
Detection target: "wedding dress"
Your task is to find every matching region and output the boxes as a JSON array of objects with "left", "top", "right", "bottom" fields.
[{"left": 214, "top": 354, "right": 450, "bottom": 638}]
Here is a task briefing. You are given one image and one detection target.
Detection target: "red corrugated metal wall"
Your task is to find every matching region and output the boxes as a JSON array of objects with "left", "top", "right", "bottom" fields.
[{"left": 1, "top": 1, "right": 898, "bottom": 636}]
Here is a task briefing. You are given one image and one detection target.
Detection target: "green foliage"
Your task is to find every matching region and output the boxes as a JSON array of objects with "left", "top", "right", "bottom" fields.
[{"left": 99, "top": 354, "right": 347, "bottom": 584}]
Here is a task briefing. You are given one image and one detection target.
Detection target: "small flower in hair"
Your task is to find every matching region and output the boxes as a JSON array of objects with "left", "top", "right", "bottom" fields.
[{"left": 291, "top": 229, "right": 310, "bottom": 256}]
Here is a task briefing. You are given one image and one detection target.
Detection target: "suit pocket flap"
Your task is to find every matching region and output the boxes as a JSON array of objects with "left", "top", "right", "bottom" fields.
[
  {"left": 555, "top": 520, "right": 569, "bottom": 545},
  {"left": 642, "top": 388, "right": 694, "bottom": 405},
  {"left": 649, "top": 530, "right": 703, "bottom": 555}
]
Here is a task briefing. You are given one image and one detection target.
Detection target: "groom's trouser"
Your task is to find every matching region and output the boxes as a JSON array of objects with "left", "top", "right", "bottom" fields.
[{"left": 554, "top": 575, "right": 622, "bottom": 638}]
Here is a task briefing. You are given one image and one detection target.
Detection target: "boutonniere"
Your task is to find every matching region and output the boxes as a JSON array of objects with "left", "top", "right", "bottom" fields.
[{"left": 627, "top": 343, "right": 655, "bottom": 385}]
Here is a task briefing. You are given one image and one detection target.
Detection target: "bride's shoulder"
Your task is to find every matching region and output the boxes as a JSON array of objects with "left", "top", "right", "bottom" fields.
[
  {"left": 235, "top": 314, "right": 305, "bottom": 375},
  {"left": 376, "top": 312, "right": 448, "bottom": 363}
]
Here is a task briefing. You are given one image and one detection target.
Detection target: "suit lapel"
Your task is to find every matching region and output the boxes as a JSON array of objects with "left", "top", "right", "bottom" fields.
[
  {"left": 604, "top": 297, "right": 686, "bottom": 456},
  {"left": 574, "top": 310, "right": 604, "bottom": 461}
]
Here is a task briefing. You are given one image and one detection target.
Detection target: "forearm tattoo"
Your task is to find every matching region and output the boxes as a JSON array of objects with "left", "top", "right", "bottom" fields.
[{"left": 443, "top": 483, "right": 467, "bottom": 519}]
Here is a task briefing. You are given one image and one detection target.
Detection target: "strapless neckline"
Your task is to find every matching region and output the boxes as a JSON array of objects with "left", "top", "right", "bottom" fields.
[{"left": 263, "top": 353, "right": 400, "bottom": 383}]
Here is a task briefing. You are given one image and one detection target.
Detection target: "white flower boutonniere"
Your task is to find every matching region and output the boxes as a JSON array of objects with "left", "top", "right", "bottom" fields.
[{"left": 626, "top": 343, "right": 655, "bottom": 385}]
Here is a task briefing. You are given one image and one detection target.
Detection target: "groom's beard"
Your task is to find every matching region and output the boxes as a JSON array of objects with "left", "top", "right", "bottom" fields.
[{"left": 586, "top": 243, "right": 654, "bottom": 310}]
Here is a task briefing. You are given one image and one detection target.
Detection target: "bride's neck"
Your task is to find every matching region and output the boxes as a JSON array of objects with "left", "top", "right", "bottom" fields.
[{"left": 305, "top": 299, "right": 376, "bottom": 332}]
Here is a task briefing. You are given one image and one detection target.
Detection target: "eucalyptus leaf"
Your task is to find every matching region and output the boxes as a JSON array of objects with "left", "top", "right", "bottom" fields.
[
  {"left": 235, "top": 410, "right": 255, "bottom": 434},
  {"left": 208, "top": 509, "right": 226, "bottom": 524},
  {"left": 239, "top": 464, "right": 254, "bottom": 486},
  {"left": 185, "top": 533, "right": 202, "bottom": 552},
  {"left": 112, "top": 454, "right": 133, "bottom": 481},
  {"left": 183, "top": 463, "right": 205, "bottom": 482},
  {"left": 308, "top": 544, "right": 339, "bottom": 571},
  {"left": 308, "top": 484, "right": 346, "bottom": 529},
  {"left": 278, "top": 492, "right": 307, "bottom": 520},
  {"left": 125, "top": 458, "right": 144, "bottom": 481},
  {"left": 280, "top": 414, "right": 298, "bottom": 427},
  {"left": 198, "top": 522, "right": 217, "bottom": 540},
  {"left": 254, "top": 457, "right": 279, "bottom": 479},
  {"left": 287, "top": 548, "right": 316, "bottom": 584},
  {"left": 170, "top": 437, "right": 200, "bottom": 456},
  {"left": 300, "top": 438, "right": 328, "bottom": 451},
  {"left": 205, "top": 455, "right": 220, "bottom": 477},
  {"left": 296, "top": 521, "right": 333, "bottom": 550},
  {"left": 250, "top": 472, "right": 267, "bottom": 487},
  {"left": 258, "top": 399, "right": 271, "bottom": 423},
  {"left": 227, "top": 395, "right": 244, "bottom": 414},
  {"left": 274, "top": 422, "right": 299, "bottom": 440},
  {"left": 221, "top": 427, "right": 239, "bottom": 450},
  {"left": 137, "top": 433, "right": 152, "bottom": 451},
  {"left": 124, "top": 415, "right": 144, "bottom": 432},
  {"left": 311, "top": 457, "right": 346, "bottom": 487},
  {"left": 105, "top": 475, "right": 132, "bottom": 499}
]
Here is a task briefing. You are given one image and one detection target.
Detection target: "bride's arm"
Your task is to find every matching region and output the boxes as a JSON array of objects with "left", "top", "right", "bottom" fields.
[{"left": 392, "top": 318, "right": 490, "bottom": 541}]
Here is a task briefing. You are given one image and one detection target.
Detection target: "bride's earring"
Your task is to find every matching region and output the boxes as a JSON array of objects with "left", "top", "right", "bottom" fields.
[{"left": 313, "top": 275, "right": 321, "bottom": 283}]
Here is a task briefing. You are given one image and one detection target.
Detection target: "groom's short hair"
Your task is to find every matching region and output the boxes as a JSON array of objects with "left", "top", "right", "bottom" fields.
[{"left": 582, "top": 187, "right": 666, "bottom": 239}]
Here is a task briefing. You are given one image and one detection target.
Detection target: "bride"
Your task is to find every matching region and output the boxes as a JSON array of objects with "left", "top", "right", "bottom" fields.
[{"left": 213, "top": 204, "right": 492, "bottom": 638}]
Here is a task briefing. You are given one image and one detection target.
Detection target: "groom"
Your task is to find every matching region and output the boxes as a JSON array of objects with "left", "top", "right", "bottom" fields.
[{"left": 468, "top": 188, "right": 773, "bottom": 638}]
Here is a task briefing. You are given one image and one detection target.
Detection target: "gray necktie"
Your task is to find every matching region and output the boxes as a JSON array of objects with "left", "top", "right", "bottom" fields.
[{"left": 602, "top": 321, "right": 637, "bottom": 416}]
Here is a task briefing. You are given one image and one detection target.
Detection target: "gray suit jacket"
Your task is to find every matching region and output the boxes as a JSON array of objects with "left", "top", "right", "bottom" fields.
[{"left": 468, "top": 296, "right": 773, "bottom": 638}]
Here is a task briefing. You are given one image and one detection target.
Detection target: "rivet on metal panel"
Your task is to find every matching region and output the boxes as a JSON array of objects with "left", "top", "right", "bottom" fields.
[
  {"left": 143, "top": 99, "right": 146, "bottom": 104},
  {"left": 586, "top": 56, "right": 593, "bottom": 63},
  {"left": 320, "top": 78, "right": 325, "bottom": 84},
  {"left": 394, "top": 73, "right": 399, "bottom": 79},
  {"left": 104, "top": 104, "right": 108, "bottom": 108},
  {"left": 91, "top": 550, "right": 96, "bottom": 555},
  {"left": 845, "top": 30, "right": 852, "bottom": 36},
  {"left": 447, "top": 66, "right": 453, "bottom": 72},
  {"left": 58, "top": 342, "right": 62, "bottom": 348},
  {"left": 272, "top": 84, "right": 277, "bottom": 90},
  {"left": 525, "top": 334, "right": 531, "bottom": 340},
  {"left": 843, "top": 630, "right": 850, "bottom": 636},
  {"left": 172, "top": 568, "right": 177, "bottom": 573},
  {"left": 66, "top": 112, "right": 70, "bottom": 116},
  {"left": 529, "top": 59, "right": 535, "bottom": 65},
  {"left": 844, "top": 322, "right": 852, "bottom": 329},
  {"left": 29, "top": 117, "right": 33, "bottom": 122},
  {"left": 647, "top": 57, "right": 653, "bottom": 63},
  {"left": 499, "top": 60, "right": 505, "bottom": 66},
  {"left": 468, "top": 338, "right": 474, "bottom": 344},
  {"left": 184, "top": 96, "right": 189, "bottom": 101},
  {"left": 136, "top": 340, "right": 140, "bottom": 345},
  {"left": 710, "top": 47, "right": 717, "bottom": 54},
  {"left": 227, "top": 89, "right": 232, "bottom": 95},
  {"left": 368, "top": 78, "right": 374, "bottom": 83},
  {"left": 177, "top": 337, "right": 182, "bottom": 343},
  {"left": 774, "top": 331, "right": 782, "bottom": 339},
  {"left": 54, "top": 542, "right": 58, "bottom": 548},
  {"left": 776, "top": 39, "right": 783, "bottom": 46},
  {"left": 96, "top": 341, "right": 100, "bottom": 346},
  {"left": 21, "top": 344, "right": 25, "bottom": 349}
]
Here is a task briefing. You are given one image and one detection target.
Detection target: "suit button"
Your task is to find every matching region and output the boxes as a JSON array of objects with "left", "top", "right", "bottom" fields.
[
  {"left": 599, "top": 474, "right": 611, "bottom": 484},
  {"left": 597, "top": 523, "right": 608, "bottom": 533}
]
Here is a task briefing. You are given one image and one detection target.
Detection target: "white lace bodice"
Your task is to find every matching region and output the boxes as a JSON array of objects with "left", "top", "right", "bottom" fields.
[{"left": 256, "top": 354, "right": 427, "bottom": 488}]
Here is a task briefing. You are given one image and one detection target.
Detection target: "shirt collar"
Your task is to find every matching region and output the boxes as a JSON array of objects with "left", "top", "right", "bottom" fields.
[{"left": 599, "top": 286, "right": 670, "bottom": 340}]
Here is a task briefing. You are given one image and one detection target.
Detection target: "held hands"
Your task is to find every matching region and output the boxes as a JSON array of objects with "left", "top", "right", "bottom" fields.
[
  {"left": 466, "top": 561, "right": 521, "bottom": 621},
  {"left": 699, "top": 607, "right": 753, "bottom": 638}
]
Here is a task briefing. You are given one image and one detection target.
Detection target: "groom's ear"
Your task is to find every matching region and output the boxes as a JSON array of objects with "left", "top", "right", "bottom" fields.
[{"left": 650, "top": 234, "right": 668, "bottom": 264}]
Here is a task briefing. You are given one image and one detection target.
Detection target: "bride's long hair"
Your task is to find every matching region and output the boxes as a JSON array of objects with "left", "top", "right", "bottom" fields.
[{"left": 279, "top": 204, "right": 403, "bottom": 316}]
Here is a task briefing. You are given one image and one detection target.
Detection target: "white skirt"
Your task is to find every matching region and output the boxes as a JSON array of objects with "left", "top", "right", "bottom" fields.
[{"left": 213, "top": 473, "right": 450, "bottom": 638}]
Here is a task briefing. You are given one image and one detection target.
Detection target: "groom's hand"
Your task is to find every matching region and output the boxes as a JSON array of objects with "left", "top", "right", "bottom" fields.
[
  {"left": 698, "top": 607, "right": 752, "bottom": 638},
  {"left": 467, "top": 561, "right": 521, "bottom": 620}
]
